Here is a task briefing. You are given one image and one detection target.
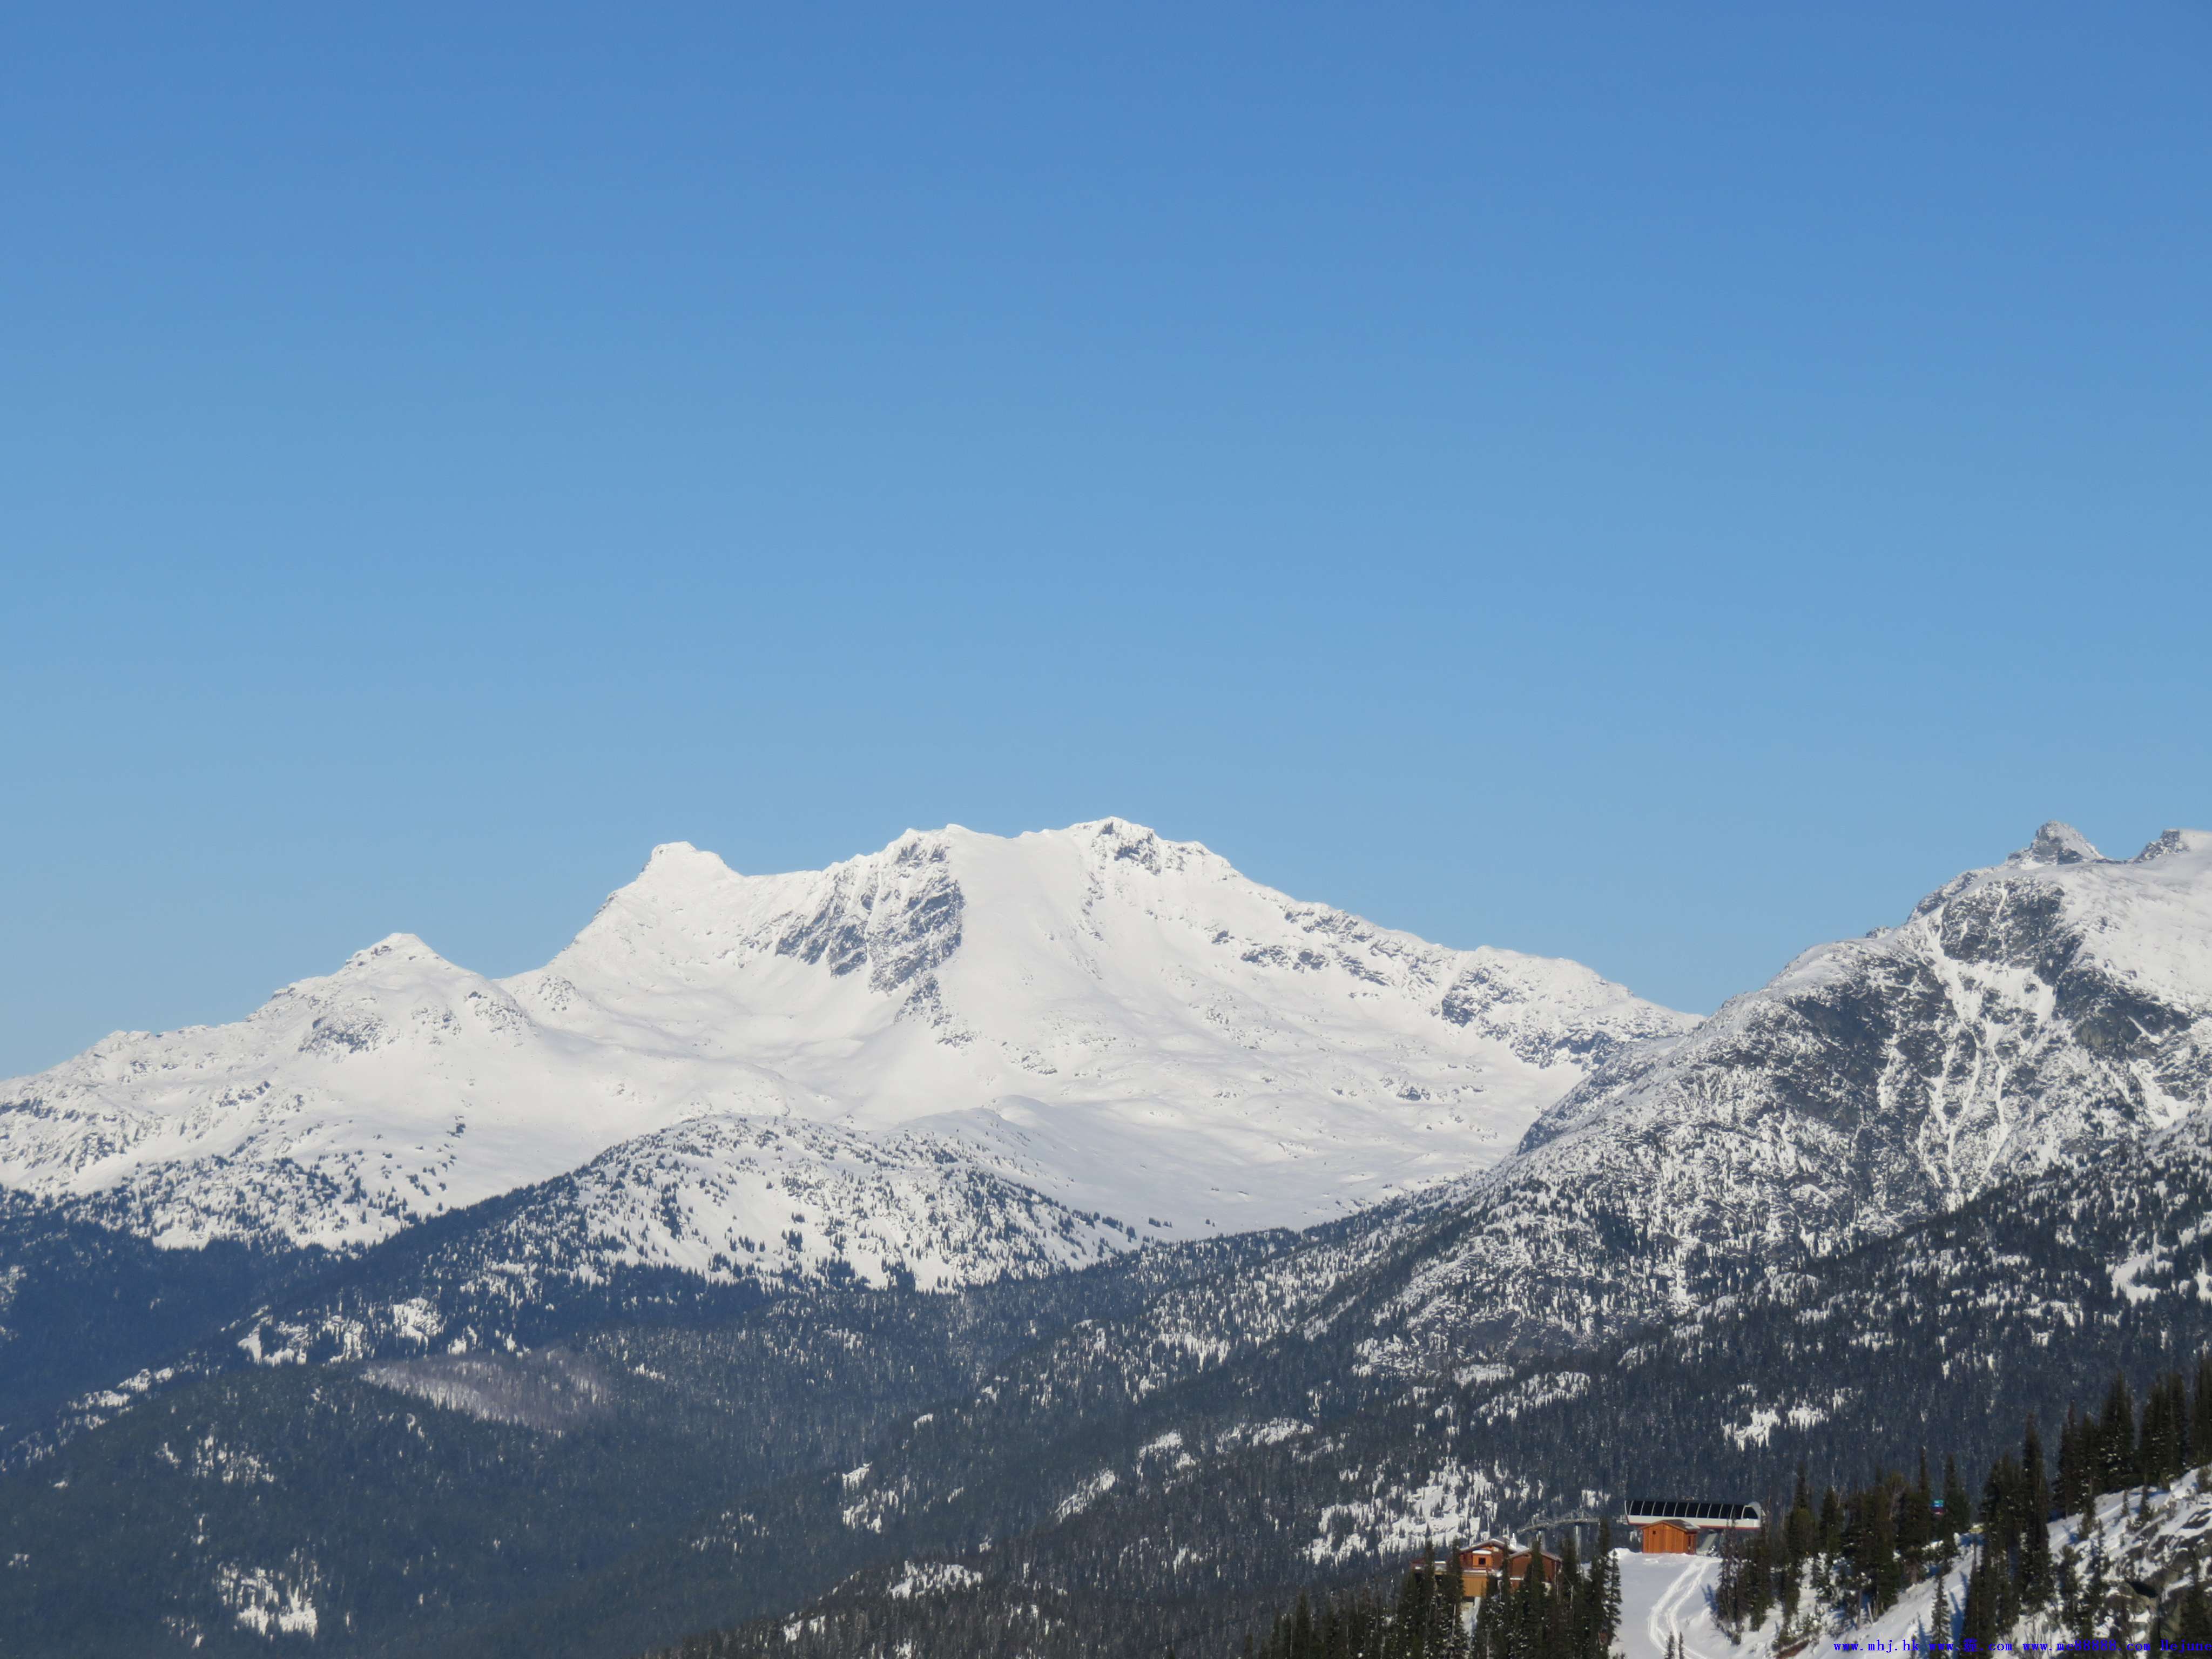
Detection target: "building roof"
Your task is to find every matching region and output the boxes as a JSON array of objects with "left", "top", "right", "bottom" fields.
[{"left": 1624, "top": 1499, "right": 1763, "bottom": 1527}]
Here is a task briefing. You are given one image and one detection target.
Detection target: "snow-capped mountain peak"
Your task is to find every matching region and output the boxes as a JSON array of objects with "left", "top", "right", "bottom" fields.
[
  {"left": 2008, "top": 819, "right": 2104, "bottom": 867},
  {"left": 1362, "top": 822, "right": 2212, "bottom": 1372},
  {"left": 2136, "top": 826, "right": 2212, "bottom": 863},
  {"left": 0, "top": 821, "right": 1688, "bottom": 1265},
  {"left": 634, "top": 838, "right": 741, "bottom": 889}
]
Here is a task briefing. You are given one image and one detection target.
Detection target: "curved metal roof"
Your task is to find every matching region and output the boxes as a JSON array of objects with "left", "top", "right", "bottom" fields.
[{"left": 1623, "top": 1498, "right": 1763, "bottom": 1525}]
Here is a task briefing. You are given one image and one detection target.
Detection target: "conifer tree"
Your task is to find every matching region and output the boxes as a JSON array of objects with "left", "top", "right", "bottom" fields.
[
  {"left": 2073, "top": 1546, "right": 2109, "bottom": 1652},
  {"left": 1599, "top": 1523, "right": 1621, "bottom": 1657},
  {"left": 1980, "top": 1452, "right": 2018, "bottom": 1570},
  {"left": 1867, "top": 1474, "right": 1902, "bottom": 1613},
  {"left": 2057, "top": 1407, "right": 2093, "bottom": 1527},
  {"left": 1715, "top": 1527, "right": 1743, "bottom": 1633},
  {"left": 2057, "top": 1545, "right": 2082, "bottom": 1641},
  {"left": 1559, "top": 1531, "right": 1586, "bottom": 1659},
  {"left": 1899, "top": 1451, "right": 1934, "bottom": 1564},
  {"left": 1980, "top": 1451, "right": 2026, "bottom": 1636},
  {"left": 1769, "top": 1495, "right": 1805, "bottom": 1628},
  {"left": 1481, "top": 1547, "right": 1515, "bottom": 1659},
  {"left": 1510, "top": 1531, "right": 1546, "bottom": 1659},
  {"left": 1942, "top": 1456, "right": 1972, "bottom": 1549},
  {"left": 1960, "top": 1551, "right": 1998, "bottom": 1657},
  {"left": 2140, "top": 1374, "right": 2177, "bottom": 1489},
  {"left": 1745, "top": 1513, "right": 1776, "bottom": 1630},
  {"left": 1434, "top": 1542, "right": 1469, "bottom": 1659},
  {"left": 1401, "top": 1552, "right": 1445, "bottom": 1659},
  {"left": 1819, "top": 1487, "right": 1845, "bottom": 1559},
  {"left": 2195, "top": 1353, "right": 2212, "bottom": 1472},
  {"left": 2165, "top": 1371, "right": 2188, "bottom": 1480},
  {"left": 1786, "top": 1466, "right": 1817, "bottom": 1568},
  {"left": 2021, "top": 1419, "right": 2054, "bottom": 1608},
  {"left": 2099, "top": 1371, "right": 2138, "bottom": 1494},
  {"left": 2149, "top": 1371, "right": 2190, "bottom": 1484},
  {"left": 2174, "top": 1572, "right": 2212, "bottom": 1649},
  {"left": 1542, "top": 1533, "right": 1573, "bottom": 1659}
]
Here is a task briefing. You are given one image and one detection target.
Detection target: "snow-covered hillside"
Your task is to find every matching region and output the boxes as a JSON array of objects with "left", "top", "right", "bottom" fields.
[
  {"left": 1365, "top": 823, "right": 2212, "bottom": 1366},
  {"left": 1622, "top": 1474, "right": 2212, "bottom": 1659},
  {"left": 0, "top": 820, "right": 1686, "bottom": 1259},
  {"left": 1521, "top": 821, "right": 2212, "bottom": 1244}
]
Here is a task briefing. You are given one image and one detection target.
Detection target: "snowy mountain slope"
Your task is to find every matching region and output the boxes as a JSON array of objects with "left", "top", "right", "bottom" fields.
[
  {"left": 530, "top": 1114, "right": 1135, "bottom": 1291},
  {"left": 1623, "top": 1472, "right": 2212, "bottom": 1659},
  {"left": 1359, "top": 822, "right": 2212, "bottom": 1367},
  {"left": 0, "top": 820, "right": 1687, "bottom": 1253},
  {"left": 629, "top": 1090, "right": 2212, "bottom": 1659},
  {"left": 218, "top": 1116, "right": 1142, "bottom": 1369},
  {"left": 504, "top": 820, "right": 1687, "bottom": 1235},
  {"left": 8, "top": 1042, "right": 2207, "bottom": 1659},
  {"left": 0, "top": 933, "right": 824, "bottom": 1251}
]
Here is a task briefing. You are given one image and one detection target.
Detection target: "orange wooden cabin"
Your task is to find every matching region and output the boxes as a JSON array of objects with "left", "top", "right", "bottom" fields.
[
  {"left": 1624, "top": 1498, "right": 1762, "bottom": 1556},
  {"left": 1435, "top": 1540, "right": 1564, "bottom": 1599}
]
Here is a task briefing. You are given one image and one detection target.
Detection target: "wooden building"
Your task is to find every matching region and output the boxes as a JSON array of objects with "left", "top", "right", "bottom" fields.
[
  {"left": 1431, "top": 1539, "right": 1564, "bottom": 1599},
  {"left": 1623, "top": 1498, "right": 1762, "bottom": 1556}
]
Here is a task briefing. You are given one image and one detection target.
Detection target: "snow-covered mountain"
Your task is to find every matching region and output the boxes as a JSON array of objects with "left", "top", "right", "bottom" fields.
[
  {"left": 1364, "top": 821, "right": 2212, "bottom": 1366},
  {"left": 8, "top": 818, "right": 2212, "bottom": 1659},
  {"left": 0, "top": 819, "right": 1687, "bottom": 1264}
]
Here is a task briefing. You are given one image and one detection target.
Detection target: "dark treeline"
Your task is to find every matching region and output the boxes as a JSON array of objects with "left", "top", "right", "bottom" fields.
[
  {"left": 1707, "top": 1448, "right": 1975, "bottom": 1635},
  {"left": 2055, "top": 1360, "right": 2210, "bottom": 1519},
  {"left": 12, "top": 1101, "right": 2208, "bottom": 1659},
  {"left": 1239, "top": 1358, "right": 2212, "bottom": 1659},
  {"left": 1719, "top": 1357, "right": 2212, "bottom": 1652},
  {"left": 1242, "top": 1525, "right": 1624, "bottom": 1659}
]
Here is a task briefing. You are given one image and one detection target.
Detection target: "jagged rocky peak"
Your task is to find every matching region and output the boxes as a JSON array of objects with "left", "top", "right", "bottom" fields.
[
  {"left": 2007, "top": 820, "right": 2105, "bottom": 867},
  {"left": 769, "top": 829, "right": 964, "bottom": 993},
  {"left": 2136, "top": 827, "right": 2212, "bottom": 863},
  {"left": 1449, "top": 820, "right": 2212, "bottom": 1359},
  {"left": 1068, "top": 816, "right": 1197, "bottom": 873}
]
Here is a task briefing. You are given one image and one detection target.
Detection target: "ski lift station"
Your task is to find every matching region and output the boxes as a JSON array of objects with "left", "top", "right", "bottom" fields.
[{"left": 1623, "top": 1498, "right": 1763, "bottom": 1555}]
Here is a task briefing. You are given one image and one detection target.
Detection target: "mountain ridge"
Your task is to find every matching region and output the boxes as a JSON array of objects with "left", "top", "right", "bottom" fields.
[
  {"left": 3, "top": 820, "right": 2211, "bottom": 1657},
  {"left": 1344, "top": 818, "right": 2212, "bottom": 1375},
  {"left": 0, "top": 819, "right": 1688, "bottom": 1259}
]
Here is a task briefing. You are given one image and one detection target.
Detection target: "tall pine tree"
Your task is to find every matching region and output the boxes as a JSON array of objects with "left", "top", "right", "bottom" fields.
[
  {"left": 2194, "top": 1354, "right": 2212, "bottom": 1473},
  {"left": 2021, "top": 1418, "right": 2054, "bottom": 1608},
  {"left": 2099, "top": 1372, "right": 2138, "bottom": 1494},
  {"left": 1941, "top": 1456, "right": 1972, "bottom": 1549}
]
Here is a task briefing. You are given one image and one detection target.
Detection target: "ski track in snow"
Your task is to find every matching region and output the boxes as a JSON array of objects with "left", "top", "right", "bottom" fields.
[{"left": 1630, "top": 1554, "right": 1723, "bottom": 1659}]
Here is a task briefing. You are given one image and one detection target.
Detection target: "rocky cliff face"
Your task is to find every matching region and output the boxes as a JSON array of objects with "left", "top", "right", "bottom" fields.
[{"left": 1360, "top": 823, "right": 2212, "bottom": 1367}]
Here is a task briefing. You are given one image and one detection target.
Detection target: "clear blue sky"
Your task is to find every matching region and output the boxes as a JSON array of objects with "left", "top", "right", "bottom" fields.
[{"left": 6, "top": 3, "right": 2209, "bottom": 1076}]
